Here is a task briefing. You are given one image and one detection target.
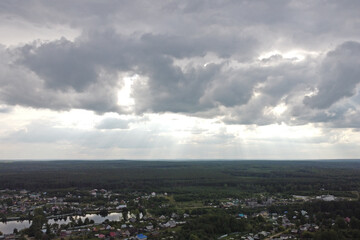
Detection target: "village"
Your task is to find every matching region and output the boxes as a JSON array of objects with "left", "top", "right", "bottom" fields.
[{"left": 1, "top": 187, "right": 349, "bottom": 240}]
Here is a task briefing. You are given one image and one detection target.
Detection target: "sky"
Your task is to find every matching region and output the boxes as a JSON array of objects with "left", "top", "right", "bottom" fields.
[{"left": 0, "top": 0, "right": 360, "bottom": 160}]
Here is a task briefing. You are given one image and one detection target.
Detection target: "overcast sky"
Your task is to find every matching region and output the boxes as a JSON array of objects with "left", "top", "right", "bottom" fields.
[{"left": 1, "top": 0, "right": 360, "bottom": 160}]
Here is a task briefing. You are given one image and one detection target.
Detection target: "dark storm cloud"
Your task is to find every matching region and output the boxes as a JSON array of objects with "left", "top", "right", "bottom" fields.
[
  {"left": 5, "top": 28, "right": 256, "bottom": 113},
  {"left": 19, "top": 38, "right": 98, "bottom": 91},
  {"left": 1, "top": 0, "right": 360, "bottom": 128},
  {"left": 304, "top": 41, "right": 360, "bottom": 109},
  {"left": 0, "top": 44, "right": 122, "bottom": 113}
]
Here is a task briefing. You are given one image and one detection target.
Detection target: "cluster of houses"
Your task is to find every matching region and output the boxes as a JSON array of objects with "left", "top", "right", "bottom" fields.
[
  {"left": 0, "top": 188, "right": 190, "bottom": 239},
  {"left": 230, "top": 209, "right": 322, "bottom": 240},
  {"left": 222, "top": 194, "right": 336, "bottom": 211},
  {"left": 293, "top": 194, "right": 336, "bottom": 202},
  {"left": 57, "top": 224, "right": 150, "bottom": 239},
  {"left": 0, "top": 188, "right": 135, "bottom": 222},
  {"left": 46, "top": 209, "right": 186, "bottom": 239},
  {"left": 220, "top": 196, "right": 291, "bottom": 210},
  {"left": 0, "top": 189, "right": 68, "bottom": 220},
  {"left": 0, "top": 188, "right": 349, "bottom": 240}
]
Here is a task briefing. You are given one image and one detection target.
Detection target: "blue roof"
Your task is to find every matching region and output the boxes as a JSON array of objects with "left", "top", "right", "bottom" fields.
[
  {"left": 137, "top": 234, "right": 147, "bottom": 239},
  {"left": 238, "top": 213, "right": 245, "bottom": 217}
]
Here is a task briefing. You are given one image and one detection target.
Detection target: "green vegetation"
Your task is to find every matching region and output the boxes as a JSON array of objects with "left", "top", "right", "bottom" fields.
[
  {"left": 25, "top": 208, "right": 49, "bottom": 239},
  {"left": 1, "top": 160, "right": 360, "bottom": 239},
  {"left": 1, "top": 160, "right": 360, "bottom": 197}
]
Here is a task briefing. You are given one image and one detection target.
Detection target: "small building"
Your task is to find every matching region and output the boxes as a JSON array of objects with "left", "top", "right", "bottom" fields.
[
  {"left": 167, "top": 220, "right": 176, "bottom": 228},
  {"left": 146, "top": 225, "right": 153, "bottom": 230},
  {"left": 322, "top": 195, "right": 335, "bottom": 201}
]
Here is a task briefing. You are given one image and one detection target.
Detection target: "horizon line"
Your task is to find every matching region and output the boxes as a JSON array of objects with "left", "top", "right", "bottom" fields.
[{"left": 1, "top": 158, "right": 360, "bottom": 162}]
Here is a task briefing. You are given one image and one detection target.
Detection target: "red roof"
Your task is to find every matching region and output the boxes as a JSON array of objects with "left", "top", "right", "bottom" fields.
[{"left": 110, "top": 232, "right": 116, "bottom": 237}]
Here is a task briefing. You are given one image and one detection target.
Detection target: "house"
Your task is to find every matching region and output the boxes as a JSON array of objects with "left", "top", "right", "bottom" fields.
[
  {"left": 90, "top": 189, "right": 98, "bottom": 196},
  {"left": 137, "top": 233, "right": 148, "bottom": 239},
  {"left": 322, "top": 195, "right": 335, "bottom": 201},
  {"left": 109, "top": 232, "right": 116, "bottom": 237},
  {"left": 168, "top": 220, "right": 176, "bottom": 228},
  {"left": 258, "top": 211, "right": 269, "bottom": 218},
  {"left": 246, "top": 201, "right": 257, "bottom": 208},
  {"left": 299, "top": 225, "right": 308, "bottom": 232},
  {"left": 122, "top": 230, "right": 131, "bottom": 237},
  {"left": 146, "top": 225, "right": 153, "bottom": 230},
  {"left": 60, "top": 230, "right": 68, "bottom": 237},
  {"left": 20, "top": 190, "right": 28, "bottom": 195},
  {"left": 259, "top": 231, "right": 268, "bottom": 237},
  {"left": 116, "top": 204, "right": 127, "bottom": 209}
]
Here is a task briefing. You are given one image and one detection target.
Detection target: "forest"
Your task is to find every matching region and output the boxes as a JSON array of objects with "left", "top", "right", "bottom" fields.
[{"left": 1, "top": 160, "right": 360, "bottom": 197}]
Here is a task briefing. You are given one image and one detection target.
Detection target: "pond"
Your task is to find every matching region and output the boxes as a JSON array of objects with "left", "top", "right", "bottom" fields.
[{"left": 0, "top": 212, "right": 123, "bottom": 235}]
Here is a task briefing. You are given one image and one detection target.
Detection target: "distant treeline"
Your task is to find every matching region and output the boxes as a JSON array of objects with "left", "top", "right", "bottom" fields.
[{"left": 0, "top": 160, "right": 360, "bottom": 195}]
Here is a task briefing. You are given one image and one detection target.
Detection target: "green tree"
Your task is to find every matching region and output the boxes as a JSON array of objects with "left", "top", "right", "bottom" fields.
[
  {"left": 302, "top": 231, "right": 314, "bottom": 239},
  {"left": 46, "top": 223, "right": 51, "bottom": 235},
  {"left": 335, "top": 216, "right": 346, "bottom": 229},
  {"left": 99, "top": 209, "right": 108, "bottom": 217},
  {"left": 350, "top": 217, "right": 360, "bottom": 229},
  {"left": 84, "top": 217, "right": 90, "bottom": 225},
  {"left": 77, "top": 218, "right": 83, "bottom": 226},
  {"left": 315, "top": 230, "right": 342, "bottom": 240},
  {"left": 27, "top": 208, "right": 47, "bottom": 239},
  {"left": 123, "top": 210, "right": 128, "bottom": 221},
  {"left": 189, "top": 234, "right": 200, "bottom": 240}
]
